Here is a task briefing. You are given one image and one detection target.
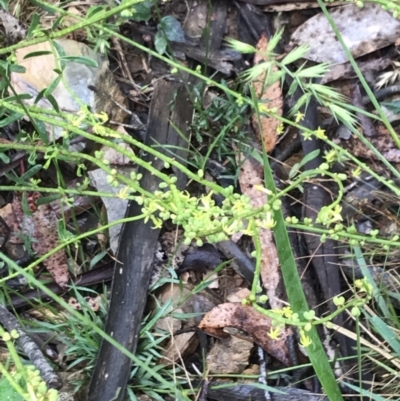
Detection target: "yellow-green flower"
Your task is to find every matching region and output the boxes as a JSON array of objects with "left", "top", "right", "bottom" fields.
[
  {"left": 294, "top": 111, "right": 305, "bottom": 123},
  {"left": 299, "top": 329, "right": 312, "bottom": 347},
  {"left": 276, "top": 123, "right": 285, "bottom": 135},
  {"left": 268, "top": 326, "right": 281, "bottom": 340},
  {"left": 315, "top": 126, "right": 327, "bottom": 140}
]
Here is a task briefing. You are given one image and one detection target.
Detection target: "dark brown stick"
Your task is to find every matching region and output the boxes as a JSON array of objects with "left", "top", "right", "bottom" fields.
[{"left": 87, "top": 78, "right": 194, "bottom": 401}]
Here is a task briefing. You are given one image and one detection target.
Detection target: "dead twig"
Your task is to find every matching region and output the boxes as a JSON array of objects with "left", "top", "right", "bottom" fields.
[{"left": 0, "top": 303, "right": 63, "bottom": 389}]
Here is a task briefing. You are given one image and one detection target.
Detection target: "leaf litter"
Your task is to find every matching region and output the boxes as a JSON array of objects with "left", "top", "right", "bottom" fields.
[{"left": 2, "top": 0, "right": 400, "bottom": 399}]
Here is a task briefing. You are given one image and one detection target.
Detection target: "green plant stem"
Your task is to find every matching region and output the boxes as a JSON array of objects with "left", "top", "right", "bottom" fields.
[
  {"left": 251, "top": 235, "right": 262, "bottom": 296},
  {"left": 270, "top": 170, "right": 345, "bottom": 206},
  {"left": 355, "top": 315, "right": 363, "bottom": 401},
  {"left": 0, "top": 327, "right": 28, "bottom": 384},
  {"left": 286, "top": 223, "right": 400, "bottom": 247},
  {"left": 0, "top": 100, "right": 229, "bottom": 196},
  {"left": 0, "top": 184, "right": 134, "bottom": 200},
  {"left": 324, "top": 136, "right": 400, "bottom": 194},
  {"left": 252, "top": 298, "right": 364, "bottom": 328}
]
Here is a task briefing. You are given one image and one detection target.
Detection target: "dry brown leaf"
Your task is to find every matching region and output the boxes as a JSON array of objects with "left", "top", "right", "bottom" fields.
[
  {"left": 206, "top": 335, "right": 254, "bottom": 374},
  {"left": 160, "top": 332, "right": 198, "bottom": 365},
  {"left": 0, "top": 197, "right": 69, "bottom": 288},
  {"left": 290, "top": 3, "right": 400, "bottom": 64},
  {"left": 32, "top": 203, "right": 69, "bottom": 288},
  {"left": 199, "top": 303, "right": 290, "bottom": 366},
  {"left": 251, "top": 33, "right": 283, "bottom": 154},
  {"left": 238, "top": 155, "right": 282, "bottom": 308}
]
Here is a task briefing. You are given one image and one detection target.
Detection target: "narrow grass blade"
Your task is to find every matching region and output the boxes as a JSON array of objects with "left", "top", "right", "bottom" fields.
[{"left": 263, "top": 157, "right": 343, "bottom": 400}]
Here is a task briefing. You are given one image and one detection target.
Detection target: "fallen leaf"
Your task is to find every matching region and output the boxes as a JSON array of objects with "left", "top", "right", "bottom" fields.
[
  {"left": 0, "top": 197, "right": 69, "bottom": 288},
  {"left": 251, "top": 33, "right": 283, "bottom": 154},
  {"left": 160, "top": 332, "right": 198, "bottom": 365},
  {"left": 290, "top": 3, "right": 400, "bottom": 64},
  {"left": 238, "top": 155, "right": 282, "bottom": 308},
  {"left": 206, "top": 335, "right": 254, "bottom": 374},
  {"left": 199, "top": 303, "right": 290, "bottom": 366},
  {"left": 32, "top": 203, "right": 69, "bottom": 288}
]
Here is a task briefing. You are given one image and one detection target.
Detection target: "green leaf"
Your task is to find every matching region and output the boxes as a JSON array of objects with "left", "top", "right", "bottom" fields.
[
  {"left": 53, "top": 40, "right": 66, "bottom": 70},
  {"left": 33, "top": 118, "right": 49, "bottom": 144},
  {"left": 23, "top": 50, "right": 52, "bottom": 59},
  {"left": 21, "top": 192, "right": 33, "bottom": 217},
  {"left": 158, "top": 16, "right": 185, "bottom": 43},
  {"left": 45, "top": 93, "right": 60, "bottom": 113},
  {"left": 266, "top": 70, "right": 284, "bottom": 86},
  {"left": 0, "top": 112, "right": 23, "bottom": 127},
  {"left": 0, "top": 0, "right": 8, "bottom": 10},
  {"left": 57, "top": 219, "right": 74, "bottom": 242},
  {"left": 30, "top": 0, "right": 56, "bottom": 14},
  {"left": 370, "top": 315, "right": 400, "bottom": 355},
  {"left": 129, "top": 0, "right": 153, "bottom": 22},
  {"left": 51, "top": 15, "right": 64, "bottom": 30},
  {"left": 9, "top": 64, "right": 26, "bottom": 73},
  {"left": 5, "top": 94, "right": 32, "bottom": 102},
  {"left": 27, "top": 13, "right": 40, "bottom": 38},
  {"left": 299, "top": 149, "right": 320, "bottom": 168},
  {"left": 86, "top": 5, "right": 104, "bottom": 19},
  {"left": 154, "top": 31, "right": 167, "bottom": 55},
  {"left": 289, "top": 92, "right": 311, "bottom": 117},
  {"left": 0, "top": 152, "right": 10, "bottom": 164},
  {"left": 34, "top": 88, "right": 46, "bottom": 105},
  {"left": 288, "top": 79, "right": 299, "bottom": 96},
  {"left": 89, "top": 251, "right": 108, "bottom": 269},
  {"left": 44, "top": 74, "right": 62, "bottom": 96},
  {"left": 35, "top": 194, "right": 61, "bottom": 205},
  {"left": 59, "top": 56, "right": 99, "bottom": 68},
  {"left": 382, "top": 100, "right": 400, "bottom": 114}
]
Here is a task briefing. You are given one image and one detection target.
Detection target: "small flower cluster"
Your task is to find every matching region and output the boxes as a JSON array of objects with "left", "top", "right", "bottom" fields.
[
  {"left": 245, "top": 277, "right": 373, "bottom": 349},
  {"left": 136, "top": 183, "right": 277, "bottom": 245},
  {"left": 25, "top": 366, "right": 58, "bottom": 401}
]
